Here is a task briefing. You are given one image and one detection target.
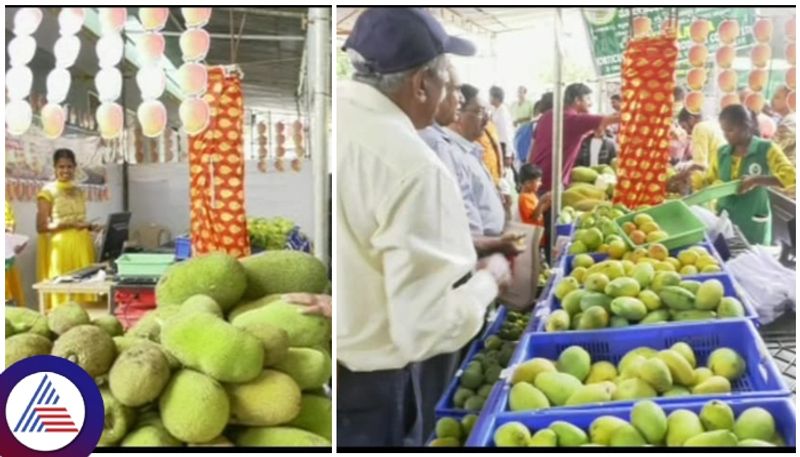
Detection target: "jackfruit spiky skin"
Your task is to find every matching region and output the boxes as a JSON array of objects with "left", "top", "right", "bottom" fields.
[
  {"left": 227, "top": 294, "right": 283, "bottom": 321},
  {"left": 121, "top": 418, "right": 182, "bottom": 447},
  {"left": 51, "top": 324, "right": 116, "bottom": 377},
  {"left": 240, "top": 250, "right": 329, "bottom": 300},
  {"left": 273, "top": 347, "right": 331, "bottom": 390},
  {"left": 109, "top": 344, "right": 171, "bottom": 407},
  {"left": 233, "top": 426, "right": 331, "bottom": 447},
  {"left": 92, "top": 314, "right": 124, "bottom": 337},
  {"left": 156, "top": 253, "right": 247, "bottom": 311},
  {"left": 180, "top": 295, "right": 223, "bottom": 317},
  {"left": 159, "top": 369, "right": 230, "bottom": 444},
  {"left": 6, "top": 306, "right": 51, "bottom": 338},
  {"left": 230, "top": 300, "right": 331, "bottom": 348},
  {"left": 47, "top": 302, "right": 90, "bottom": 335},
  {"left": 287, "top": 394, "right": 332, "bottom": 441},
  {"left": 233, "top": 321, "right": 290, "bottom": 367},
  {"left": 226, "top": 369, "right": 302, "bottom": 426},
  {"left": 161, "top": 312, "right": 263, "bottom": 383},
  {"left": 5, "top": 333, "right": 52, "bottom": 368}
]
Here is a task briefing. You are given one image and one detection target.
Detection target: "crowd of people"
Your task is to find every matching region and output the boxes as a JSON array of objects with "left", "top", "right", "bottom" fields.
[{"left": 335, "top": 7, "right": 796, "bottom": 448}]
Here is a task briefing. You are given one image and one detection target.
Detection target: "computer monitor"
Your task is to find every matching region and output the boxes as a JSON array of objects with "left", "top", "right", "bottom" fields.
[{"left": 99, "top": 212, "right": 132, "bottom": 262}]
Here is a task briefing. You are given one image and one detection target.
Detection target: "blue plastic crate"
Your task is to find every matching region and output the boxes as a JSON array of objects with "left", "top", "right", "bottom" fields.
[
  {"left": 175, "top": 236, "right": 192, "bottom": 260},
  {"left": 560, "top": 238, "right": 727, "bottom": 277},
  {"left": 480, "top": 306, "right": 508, "bottom": 340},
  {"left": 556, "top": 223, "right": 575, "bottom": 238},
  {"left": 533, "top": 271, "right": 760, "bottom": 332},
  {"left": 468, "top": 396, "right": 796, "bottom": 447},
  {"left": 497, "top": 320, "right": 789, "bottom": 416}
]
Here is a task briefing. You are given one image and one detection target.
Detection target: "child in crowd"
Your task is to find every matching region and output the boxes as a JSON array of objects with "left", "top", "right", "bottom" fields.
[{"left": 518, "top": 164, "right": 551, "bottom": 227}]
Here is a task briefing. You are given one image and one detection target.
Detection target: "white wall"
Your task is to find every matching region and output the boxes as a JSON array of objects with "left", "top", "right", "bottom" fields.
[
  {"left": 9, "top": 165, "right": 125, "bottom": 309},
  {"left": 127, "top": 161, "right": 316, "bottom": 244}
]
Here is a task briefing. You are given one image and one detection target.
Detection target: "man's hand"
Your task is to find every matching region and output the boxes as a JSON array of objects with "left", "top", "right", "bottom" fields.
[
  {"left": 13, "top": 241, "right": 27, "bottom": 255},
  {"left": 498, "top": 232, "right": 526, "bottom": 256},
  {"left": 540, "top": 192, "right": 553, "bottom": 209},
  {"left": 738, "top": 175, "right": 778, "bottom": 195},
  {"left": 477, "top": 253, "right": 512, "bottom": 290},
  {"left": 282, "top": 293, "right": 332, "bottom": 319}
]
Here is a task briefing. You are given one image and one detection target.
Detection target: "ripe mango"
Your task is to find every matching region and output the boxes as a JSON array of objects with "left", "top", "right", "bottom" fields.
[
  {"left": 610, "top": 297, "right": 648, "bottom": 321},
  {"left": 666, "top": 409, "right": 704, "bottom": 446},
  {"left": 584, "top": 273, "right": 610, "bottom": 293},
  {"left": 708, "top": 347, "right": 746, "bottom": 381},
  {"left": 671, "top": 310, "right": 717, "bottom": 321},
  {"left": 638, "top": 357, "right": 673, "bottom": 393},
  {"left": 739, "top": 439, "right": 776, "bottom": 446},
  {"left": 565, "top": 383, "right": 613, "bottom": 406},
  {"left": 670, "top": 342, "right": 697, "bottom": 368},
  {"left": 557, "top": 346, "right": 592, "bottom": 382},
  {"left": 509, "top": 382, "right": 550, "bottom": 412},
  {"left": 546, "top": 310, "right": 570, "bottom": 332},
  {"left": 494, "top": 422, "right": 531, "bottom": 447},
  {"left": 700, "top": 400, "right": 735, "bottom": 431},
  {"left": 718, "top": 297, "right": 745, "bottom": 318},
  {"left": 571, "top": 266, "right": 588, "bottom": 283},
  {"left": 610, "top": 316, "right": 630, "bottom": 328},
  {"left": 691, "top": 375, "right": 732, "bottom": 394},
  {"left": 680, "top": 265, "right": 699, "bottom": 275},
  {"left": 529, "top": 429, "right": 558, "bottom": 447},
  {"left": 589, "top": 415, "right": 628, "bottom": 445},
  {"left": 555, "top": 277, "right": 581, "bottom": 300},
  {"left": 578, "top": 306, "right": 609, "bottom": 330},
  {"left": 638, "top": 290, "right": 662, "bottom": 311},
  {"left": 662, "top": 386, "right": 691, "bottom": 397},
  {"left": 695, "top": 279, "right": 724, "bottom": 310},
  {"left": 609, "top": 423, "right": 647, "bottom": 446},
  {"left": 631, "top": 263, "right": 655, "bottom": 290},
  {"left": 683, "top": 430, "right": 739, "bottom": 446},
  {"left": 618, "top": 347, "right": 658, "bottom": 373},
  {"left": 659, "top": 286, "right": 696, "bottom": 310},
  {"left": 640, "top": 309, "right": 670, "bottom": 324},
  {"left": 535, "top": 372, "right": 583, "bottom": 406},
  {"left": 656, "top": 350, "right": 696, "bottom": 386},
  {"left": 631, "top": 400, "right": 667, "bottom": 444},
  {"left": 605, "top": 277, "right": 641, "bottom": 298},
  {"left": 693, "top": 367, "right": 714, "bottom": 386},
  {"left": 733, "top": 407, "right": 775, "bottom": 441},
  {"left": 586, "top": 260, "right": 625, "bottom": 280},
  {"left": 580, "top": 292, "right": 613, "bottom": 313},
  {"left": 572, "top": 253, "right": 596, "bottom": 270},
  {"left": 679, "top": 280, "right": 702, "bottom": 295},
  {"left": 585, "top": 361, "right": 618, "bottom": 384},
  {"left": 550, "top": 421, "right": 589, "bottom": 446},
  {"left": 612, "top": 378, "right": 657, "bottom": 400},
  {"left": 562, "top": 288, "right": 588, "bottom": 316},
  {"left": 651, "top": 271, "right": 681, "bottom": 293},
  {"left": 511, "top": 358, "right": 557, "bottom": 385}
]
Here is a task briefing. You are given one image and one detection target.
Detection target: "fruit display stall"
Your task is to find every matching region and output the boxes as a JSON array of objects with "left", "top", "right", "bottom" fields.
[{"left": 427, "top": 8, "right": 795, "bottom": 448}]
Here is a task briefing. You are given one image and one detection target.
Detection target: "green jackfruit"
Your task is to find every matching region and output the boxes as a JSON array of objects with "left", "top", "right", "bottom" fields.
[
  {"left": 234, "top": 426, "right": 331, "bottom": 446},
  {"left": 112, "top": 336, "right": 180, "bottom": 370},
  {"left": 227, "top": 294, "right": 283, "bottom": 321},
  {"left": 160, "top": 369, "right": 230, "bottom": 443},
  {"left": 162, "top": 312, "right": 263, "bottom": 383},
  {"left": 121, "top": 422, "right": 182, "bottom": 446},
  {"left": 227, "top": 369, "right": 302, "bottom": 426},
  {"left": 156, "top": 252, "right": 247, "bottom": 310},
  {"left": 272, "top": 347, "right": 331, "bottom": 390},
  {"left": 5, "top": 318, "right": 13, "bottom": 337},
  {"left": 6, "top": 306, "right": 50, "bottom": 338},
  {"left": 47, "top": 302, "right": 90, "bottom": 335},
  {"left": 5, "top": 333, "right": 52, "bottom": 368},
  {"left": 127, "top": 307, "right": 181, "bottom": 342},
  {"left": 109, "top": 344, "right": 171, "bottom": 407},
  {"left": 180, "top": 294, "right": 223, "bottom": 317},
  {"left": 98, "top": 388, "right": 136, "bottom": 446},
  {"left": 287, "top": 394, "right": 332, "bottom": 441},
  {"left": 51, "top": 325, "right": 116, "bottom": 377},
  {"left": 241, "top": 250, "right": 329, "bottom": 300},
  {"left": 92, "top": 314, "right": 124, "bottom": 337},
  {"left": 230, "top": 300, "right": 331, "bottom": 348},
  {"left": 234, "top": 321, "right": 290, "bottom": 367}
]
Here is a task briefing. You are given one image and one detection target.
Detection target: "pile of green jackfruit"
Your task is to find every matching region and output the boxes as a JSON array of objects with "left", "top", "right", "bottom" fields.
[{"left": 4, "top": 250, "right": 332, "bottom": 448}]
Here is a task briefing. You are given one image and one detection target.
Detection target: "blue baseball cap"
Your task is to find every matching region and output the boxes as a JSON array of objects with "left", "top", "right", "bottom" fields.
[{"left": 343, "top": 8, "right": 476, "bottom": 74}]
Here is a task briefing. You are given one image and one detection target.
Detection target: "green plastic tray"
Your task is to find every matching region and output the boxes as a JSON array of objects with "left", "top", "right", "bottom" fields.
[
  {"left": 614, "top": 200, "right": 706, "bottom": 250},
  {"left": 682, "top": 179, "right": 741, "bottom": 207},
  {"left": 115, "top": 253, "right": 175, "bottom": 277}
]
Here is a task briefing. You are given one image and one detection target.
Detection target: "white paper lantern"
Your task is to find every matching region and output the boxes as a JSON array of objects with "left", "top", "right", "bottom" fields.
[
  {"left": 95, "top": 68, "right": 122, "bottom": 102},
  {"left": 181, "top": 8, "right": 212, "bottom": 28},
  {"left": 180, "top": 29, "right": 210, "bottom": 61},
  {"left": 41, "top": 103, "right": 67, "bottom": 139},
  {"left": 96, "top": 34, "right": 124, "bottom": 67},
  {"left": 8, "top": 35, "right": 37, "bottom": 66},
  {"left": 180, "top": 98, "right": 210, "bottom": 135},
  {"left": 139, "top": 8, "right": 169, "bottom": 32},
  {"left": 46, "top": 68, "right": 72, "bottom": 104},
  {"left": 96, "top": 102, "right": 124, "bottom": 139},
  {"left": 5, "top": 100, "right": 33, "bottom": 135},
  {"left": 13, "top": 8, "right": 43, "bottom": 36},
  {"left": 54, "top": 35, "right": 81, "bottom": 68},
  {"left": 136, "top": 32, "right": 165, "bottom": 65},
  {"left": 99, "top": 8, "right": 127, "bottom": 34},
  {"left": 6, "top": 66, "right": 33, "bottom": 99},
  {"left": 136, "top": 67, "right": 166, "bottom": 99},
  {"left": 58, "top": 8, "right": 85, "bottom": 35},
  {"left": 177, "top": 62, "right": 208, "bottom": 96},
  {"left": 137, "top": 100, "right": 167, "bottom": 137}
]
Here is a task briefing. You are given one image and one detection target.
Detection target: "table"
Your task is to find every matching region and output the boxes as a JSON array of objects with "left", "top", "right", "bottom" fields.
[{"left": 32, "top": 279, "right": 115, "bottom": 316}]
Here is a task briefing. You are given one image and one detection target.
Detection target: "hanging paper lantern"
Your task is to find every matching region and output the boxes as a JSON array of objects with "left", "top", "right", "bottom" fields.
[
  {"left": 720, "top": 93, "right": 740, "bottom": 109},
  {"left": 179, "top": 98, "right": 210, "bottom": 135},
  {"left": 136, "top": 66, "right": 167, "bottom": 99},
  {"left": 99, "top": 7, "right": 127, "bottom": 34},
  {"left": 96, "top": 102, "right": 124, "bottom": 139},
  {"left": 788, "top": 91, "right": 796, "bottom": 112},
  {"left": 684, "top": 91, "right": 704, "bottom": 114},
  {"left": 274, "top": 158, "right": 285, "bottom": 172},
  {"left": 58, "top": 8, "right": 85, "bottom": 35},
  {"left": 13, "top": 8, "right": 43, "bottom": 36},
  {"left": 5, "top": 100, "right": 33, "bottom": 135},
  {"left": 54, "top": 35, "right": 81, "bottom": 68},
  {"left": 257, "top": 121, "right": 267, "bottom": 135},
  {"left": 715, "top": 46, "right": 736, "bottom": 69},
  {"left": 46, "top": 68, "right": 72, "bottom": 104},
  {"left": 745, "top": 92, "right": 765, "bottom": 112},
  {"left": 181, "top": 8, "right": 212, "bottom": 27},
  {"left": 752, "top": 18, "right": 773, "bottom": 43},
  {"left": 136, "top": 32, "right": 166, "bottom": 65},
  {"left": 787, "top": 43, "right": 796, "bottom": 66},
  {"left": 750, "top": 44, "right": 772, "bottom": 68},
  {"left": 748, "top": 69, "right": 768, "bottom": 92},
  {"left": 8, "top": 36, "right": 37, "bottom": 66},
  {"left": 717, "top": 70, "right": 738, "bottom": 93},
  {"left": 718, "top": 19, "right": 740, "bottom": 45},
  {"left": 95, "top": 68, "right": 123, "bottom": 101},
  {"left": 41, "top": 103, "right": 67, "bottom": 139},
  {"left": 291, "top": 158, "right": 302, "bottom": 172},
  {"left": 632, "top": 16, "right": 651, "bottom": 37},
  {"left": 690, "top": 19, "right": 711, "bottom": 43},
  {"left": 137, "top": 100, "right": 167, "bottom": 138},
  {"left": 139, "top": 8, "right": 169, "bottom": 32},
  {"left": 787, "top": 68, "right": 796, "bottom": 90},
  {"left": 686, "top": 68, "right": 707, "bottom": 91},
  {"left": 180, "top": 29, "right": 211, "bottom": 61},
  {"left": 177, "top": 62, "right": 208, "bottom": 96},
  {"left": 6, "top": 66, "right": 33, "bottom": 99},
  {"left": 96, "top": 34, "right": 124, "bottom": 67},
  {"left": 688, "top": 45, "right": 708, "bottom": 67}
]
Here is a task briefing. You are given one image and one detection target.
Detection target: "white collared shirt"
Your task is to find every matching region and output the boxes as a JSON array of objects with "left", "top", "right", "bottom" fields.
[{"left": 337, "top": 80, "right": 499, "bottom": 372}]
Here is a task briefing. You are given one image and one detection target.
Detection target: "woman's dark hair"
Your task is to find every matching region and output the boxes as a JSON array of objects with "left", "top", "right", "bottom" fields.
[
  {"left": 519, "top": 163, "right": 543, "bottom": 184},
  {"left": 564, "top": 83, "right": 592, "bottom": 106},
  {"left": 53, "top": 148, "right": 77, "bottom": 166},
  {"left": 489, "top": 85, "right": 504, "bottom": 103},
  {"left": 677, "top": 107, "right": 701, "bottom": 124},
  {"left": 460, "top": 83, "right": 480, "bottom": 108},
  {"left": 719, "top": 104, "right": 759, "bottom": 136},
  {"left": 538, "top": 92, "right": 554, "bottom": 113}
]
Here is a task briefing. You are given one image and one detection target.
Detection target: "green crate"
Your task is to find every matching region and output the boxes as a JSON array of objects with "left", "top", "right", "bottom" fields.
[
  {"left": 115, "top": 253, "right": 175, "bottom": 278},
  {"left": 682, "top": 179, "right": 741, "bottom": 207},
  {"left": 614, "top": 200, "right": 706, "bottom": 250}
]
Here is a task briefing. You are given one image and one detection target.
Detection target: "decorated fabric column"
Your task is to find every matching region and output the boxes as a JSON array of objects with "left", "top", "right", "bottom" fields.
[
  {"left": 613, "top": 34, "right": 679, "bottom": 209},
  {"left": 188, "top": 67, "right": 250, "bottom": 258},
  {"left": 6, "top": 7, "right": 42, "bottom": 136}
]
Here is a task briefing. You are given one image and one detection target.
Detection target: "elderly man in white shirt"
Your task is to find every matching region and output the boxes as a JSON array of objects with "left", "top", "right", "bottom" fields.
[{"left": 337, "top": 8, "right": 512, "bottom": 447}]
